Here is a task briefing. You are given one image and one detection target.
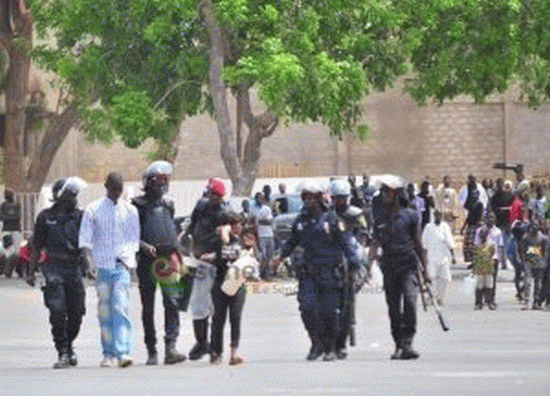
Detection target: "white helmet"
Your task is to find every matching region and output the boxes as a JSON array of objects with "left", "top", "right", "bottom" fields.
[
  {"left": 378, "top": 174, "right": 405, "bottom": 190},
  {"left": 329, "top": 179, "right": 351, "bottom": 196},
  {"left": 56, "top": 176, "right": 88, "bottom": 199},
  {"left": 300, "top": 181, "right": 323, "bottom": 195},
  {"left": 143, "top": 160, "right": 173, "bottom": 179}
]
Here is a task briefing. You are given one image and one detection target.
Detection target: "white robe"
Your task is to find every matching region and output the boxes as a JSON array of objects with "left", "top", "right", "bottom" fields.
[{"left": 422, "top": 222, "right": 455, "bottom": 281}]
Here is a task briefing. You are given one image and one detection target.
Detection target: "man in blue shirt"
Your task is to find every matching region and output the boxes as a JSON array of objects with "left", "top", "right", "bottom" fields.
[{"left": 271, "top": 182, "right": 360, "bottom": 362}]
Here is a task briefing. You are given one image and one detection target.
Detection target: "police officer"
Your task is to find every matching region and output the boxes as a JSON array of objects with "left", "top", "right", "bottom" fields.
[
  {"left": 368, "top": 175, "right": 428, "bottom": 360},
  {"left": 184, "top": 177, "right": 227, "bottom": 361},
  {"left": 271, "top": 182, "right": 360, "bottom": 362},
  {"left": 132, "top": 161, "right": 186, "bottom": 365},
  {"left": 328, "top": 179, "right": 368, "bottom": 360},
  {"left": 26, "top": 177, "right": 89, "bottom": 369}
]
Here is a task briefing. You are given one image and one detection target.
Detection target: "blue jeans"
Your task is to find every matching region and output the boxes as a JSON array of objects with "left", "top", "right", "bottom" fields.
[{"left": 96, "top": 263, "right": 132, "bottom": 358}]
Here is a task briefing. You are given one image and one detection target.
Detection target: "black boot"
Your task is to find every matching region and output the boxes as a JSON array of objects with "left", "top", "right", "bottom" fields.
[
  {"left": 306, "top": 341, "right": 324, "bottom": 361},
  {"left": 165, "top": 343, "right": 186, "bottom": 365},
  {"left": 474, "top": 289, "right": 483, "bottom": 310},
  {"left": 485, "top": 288, "right": 497, "bottom": 310},
  {"left": 53, "top": 353, "right": 71, "bottom": 369},
  {"left": 146, "top": 347, "right": 158, "bottom": 366},
  {"left": 401, "top": 345, "right": 420, "bottom": 360},
  {"left": 390, "top": 347, "right": 403, "bottom": 360},
  {"left": 189, "top": 319, "right": 210, "bottom": 360},
  {"left": 67, "top": 344, "right": 77, "bottom": 367},
  {"left": 322, "top": 339, "right": 337, "bottom": 362},
  {"left": 336, "top": 348, "right": 348, "bottom": 360}
]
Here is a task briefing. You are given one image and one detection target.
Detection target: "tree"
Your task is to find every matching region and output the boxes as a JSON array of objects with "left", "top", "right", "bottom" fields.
[
  {"left": 0, "top": 0, "right": 84, "bottom": 192},
  {"left": 33, "top": 0, "right": 409, "bottom": 195},
  {"left": 30, "top": 0, "right": 550, "bottom": 196}
]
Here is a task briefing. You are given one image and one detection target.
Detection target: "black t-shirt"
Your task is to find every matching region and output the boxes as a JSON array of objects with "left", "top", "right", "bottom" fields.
[
  {"left": 466, "top": 201, "right": 484, "bottom": 226},
  {"left": 491, "top": 191, "right": 512, "bottom": 229},
  {"left": 32, "top": 204, "right": 82, "bottom": 257},
  {"left": 0, "top": 201, "right": 21, "bottom": 231},
  {"left": 375, "top": 207, "right": 418, "bottom": 261},
  {"left": 187, "top": 198, "right": 227, "bottom": 255}
]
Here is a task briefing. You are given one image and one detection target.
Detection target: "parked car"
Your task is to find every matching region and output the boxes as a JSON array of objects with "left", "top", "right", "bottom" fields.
[{"left": 271, "top": 194, "right": 302, "bottom": 244}]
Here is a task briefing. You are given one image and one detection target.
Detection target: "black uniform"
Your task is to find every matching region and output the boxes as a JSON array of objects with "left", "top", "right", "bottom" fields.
[
  {"left": 132, "top": 195, "right": 181, "bottom": 356},
  {"left": 333, "top": 205, "right": 367, "bottom": 354},
  {"left": 281, "top": 209, "right": 360, "bottom": 359},
  {"left": 373, "top": 204, "right": 420, "bottom": 354},
  {"left": 32, "top": 203, "right": 85, "bottom": 359}
]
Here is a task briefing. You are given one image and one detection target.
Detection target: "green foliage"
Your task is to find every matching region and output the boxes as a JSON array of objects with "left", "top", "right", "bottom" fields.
[
  {"left": 29, "top": 0, "right": 550, "bottom": 155},
  {"left": 31, "top": 0, "right": 206, "bottom": 148}
]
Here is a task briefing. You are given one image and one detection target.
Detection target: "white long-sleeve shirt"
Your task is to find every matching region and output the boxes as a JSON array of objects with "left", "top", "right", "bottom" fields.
[
  {"left": 79, "top": 197, "right": 140, "bottom": 269},
  {"left": 422, "top": 221, "right": 455, "bottom": 267}
]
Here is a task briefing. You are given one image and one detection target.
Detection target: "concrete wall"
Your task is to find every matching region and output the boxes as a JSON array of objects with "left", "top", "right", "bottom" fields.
[{"left": 45, "top": 85, "right": 550, "bottom": 187}]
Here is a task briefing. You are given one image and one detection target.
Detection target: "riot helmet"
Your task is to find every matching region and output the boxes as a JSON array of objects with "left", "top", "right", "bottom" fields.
[
  {"left": 143, "top": 161, "right": 173, "bottom": 197},
  {"left": 299, "top": 181, "right": 324, "bottom": 213},
  {"left": 52, "top": 177, "right": 87, "bottom": 209},
  {"left": 52, "top": 178, "right": 67, "bottom": 201},
  {"left": 329, "top": 179, "right": 351, "bottom": 212},
  {"left": 329, "top": 179, "right": 351, "bottom": 197}
]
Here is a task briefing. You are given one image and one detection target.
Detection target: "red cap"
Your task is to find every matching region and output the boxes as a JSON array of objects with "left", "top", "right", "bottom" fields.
[{"left": 208, "top": 177, "right": 226, "bottom": 197}]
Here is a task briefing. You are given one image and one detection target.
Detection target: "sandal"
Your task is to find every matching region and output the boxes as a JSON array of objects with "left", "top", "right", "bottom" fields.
[
  {"left": 210, "top": 352, "right": 222, "bottom": 365},
  {"left": 229, "top": 356, "right": 244, "bottom": 366}
]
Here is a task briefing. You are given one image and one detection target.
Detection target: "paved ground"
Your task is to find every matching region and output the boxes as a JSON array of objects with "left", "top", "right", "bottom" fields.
[{"left": 0, "top": 271, "right": 549, "bottom": 396}]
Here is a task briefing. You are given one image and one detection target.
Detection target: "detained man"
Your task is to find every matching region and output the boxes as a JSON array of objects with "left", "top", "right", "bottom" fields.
[
  {"left": 79, "top": 173, "right": 140, "bottom": 368},
  {"left": 421, "top": 210, "right": 456, "bottom": 306}
]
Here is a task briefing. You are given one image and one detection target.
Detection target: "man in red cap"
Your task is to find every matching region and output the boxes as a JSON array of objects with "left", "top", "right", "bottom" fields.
[{"left": 184, "top": 177, "right": 228, "bottom": 360}]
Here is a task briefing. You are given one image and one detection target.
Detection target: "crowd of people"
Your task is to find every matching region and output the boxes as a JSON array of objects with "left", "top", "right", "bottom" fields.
[{"left": 2, "top": 166, "right": 550, "bottom": 369}]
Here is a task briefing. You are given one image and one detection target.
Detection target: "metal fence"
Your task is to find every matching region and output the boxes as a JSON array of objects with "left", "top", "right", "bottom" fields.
[{"left": 14, "top": 192, "right": 40, "bottom": 239}]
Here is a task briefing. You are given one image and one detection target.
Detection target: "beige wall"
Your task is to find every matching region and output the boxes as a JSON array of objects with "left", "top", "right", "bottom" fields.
[{"left": 45, "top": 85, "right": 550, "bottom": 186}]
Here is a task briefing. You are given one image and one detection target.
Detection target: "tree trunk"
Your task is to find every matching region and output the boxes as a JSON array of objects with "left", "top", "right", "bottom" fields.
[
  {"left": 201, "top": 0, "right": 279, "bottom": 196},
  {"left": 2, "top": 1, "right": 32, "bottom": 192},
  {"left": 153, "top": 125, "right": 182, "bottom": 164}
]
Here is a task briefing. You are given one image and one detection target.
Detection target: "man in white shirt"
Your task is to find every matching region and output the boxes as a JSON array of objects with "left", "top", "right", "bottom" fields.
[
  {"left": 422, "top": 210, "right": 456, "bottom": 306},
  {"left": 254, "top": 193, "right": 275, "bottom": 279},
  {"left": 435, "top": 176, "right": 458, "bottom": 233},
  {"left": 79, "top": 173, "right": 140, "bottom": 368}
]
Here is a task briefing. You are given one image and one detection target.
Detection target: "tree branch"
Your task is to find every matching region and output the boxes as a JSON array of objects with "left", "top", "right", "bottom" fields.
[
  {"left": 9, "top": 0, "right": 31, "bottom": 35},
  {"left": 154, "top": 80, "right": 202, "bottom": 109},
  {"left": 25, "top": 103, "right": 80, "bottom": 191}
]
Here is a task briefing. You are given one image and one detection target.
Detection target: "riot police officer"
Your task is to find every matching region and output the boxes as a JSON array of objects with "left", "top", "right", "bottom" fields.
[
  {"left": 132, "top": 161, "right": 186, "bottom": 365},
  {"left": 368, "top": 175, "right": 428, "bottom": 360},
  {"left": 271, "top": 182, "right": 360, "bottom": 362},
  {"left": 26, "top": 177, "right": 89, "bottom": 369},
  {"left": 328, "top": 179, "right": 368, "bottom": 360}
]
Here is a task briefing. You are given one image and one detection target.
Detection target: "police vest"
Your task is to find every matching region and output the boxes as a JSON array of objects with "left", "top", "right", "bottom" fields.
[{"left": 133, "top": 196, "right": 179, "bottom": 249}]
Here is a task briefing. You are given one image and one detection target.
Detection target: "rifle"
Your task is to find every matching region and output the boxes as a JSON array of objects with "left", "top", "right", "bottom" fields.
[
  {"left": 342, "top": 259, "right": 357, "bottom": 347},
  {"left": 416, "top": 259, "right": 450, "bottom": 332},
  {"left": 347, "top": 270, "right": 357, "bottom": 347}
]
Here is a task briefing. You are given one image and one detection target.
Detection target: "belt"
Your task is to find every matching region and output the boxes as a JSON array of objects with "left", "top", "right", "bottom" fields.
[{"left": 49, "top": 252, "right": 80, "bottom": 262}]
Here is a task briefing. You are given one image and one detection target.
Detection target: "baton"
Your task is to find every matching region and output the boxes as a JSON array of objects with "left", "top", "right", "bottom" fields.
[
  {"left": 422, "top": 279, "right": 450, "bottom": 332},
  {"left": 416, "top": 258, "right": 450, "bottom": 332}
]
